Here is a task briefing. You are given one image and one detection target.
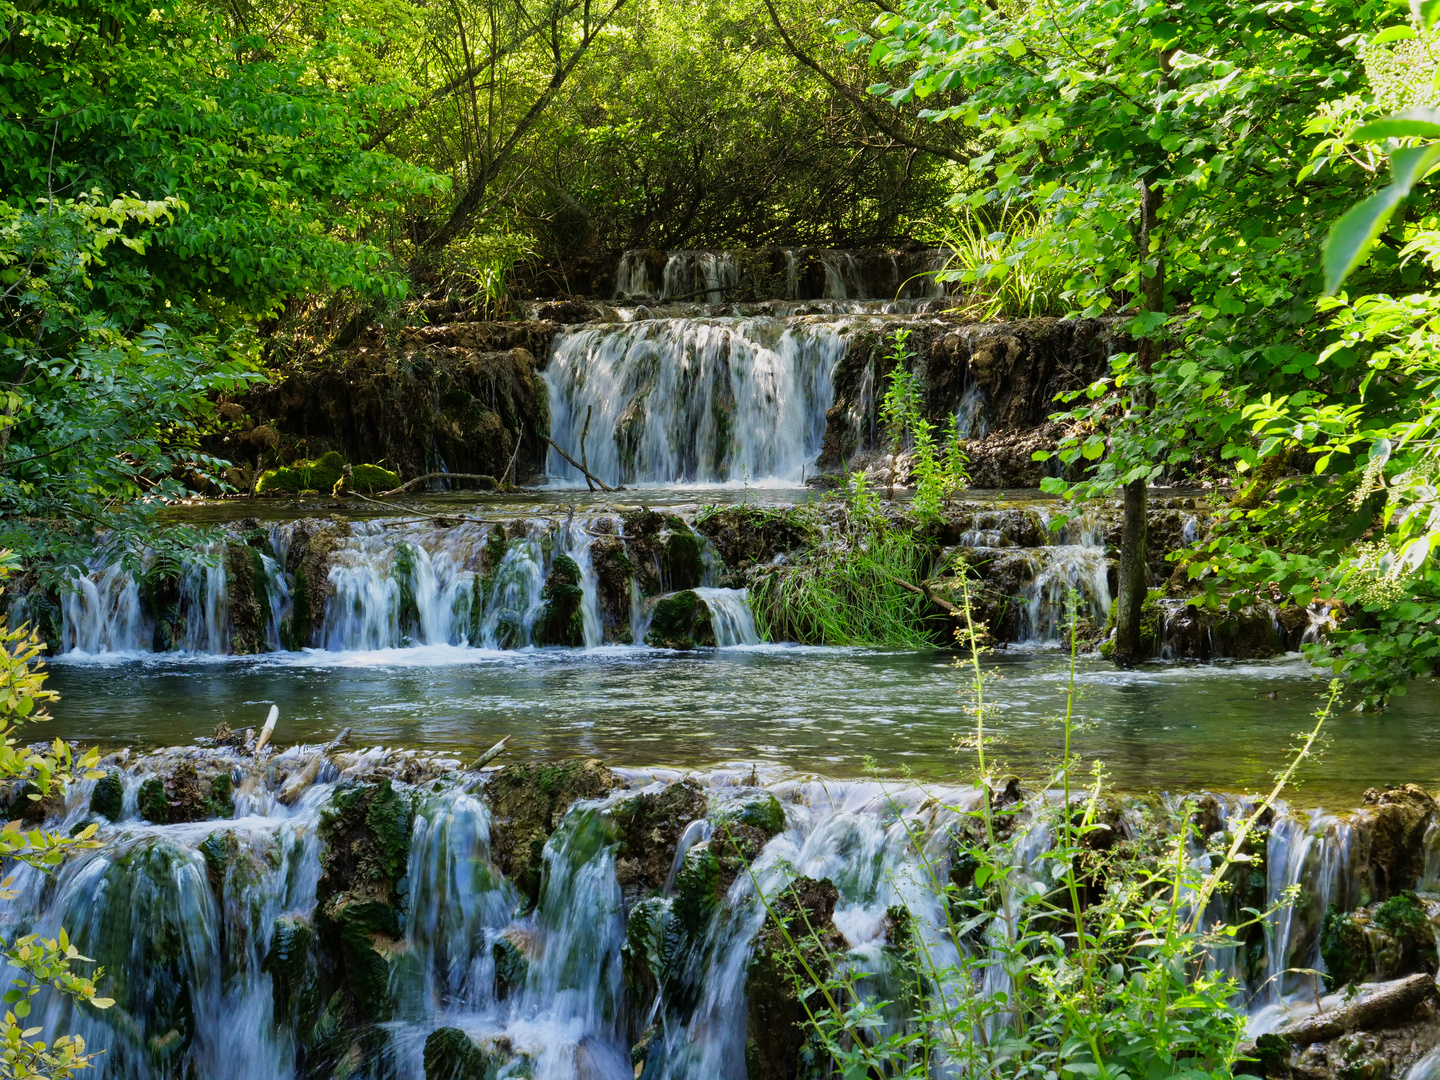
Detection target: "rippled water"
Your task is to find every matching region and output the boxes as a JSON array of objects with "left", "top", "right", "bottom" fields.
[{"left": 44, "top": 645, "right": 1440, "bottom": 806}]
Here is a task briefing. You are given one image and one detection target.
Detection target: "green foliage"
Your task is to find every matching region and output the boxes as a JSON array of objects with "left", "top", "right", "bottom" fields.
[
  {"left": 0, "top": 0, "right": 442, "bottom": 314},
  {"left": 750, "top": 505, "right": 939, "bottom": 647},
  {"left": 0, "top": 553, "right": 114, "bottom": 1077},
  {"left": 923, "top": 209, "right": 1069, "bottom": 319},
  {"left": 879, "top": 330, "right": 967, "bottom": 520}
]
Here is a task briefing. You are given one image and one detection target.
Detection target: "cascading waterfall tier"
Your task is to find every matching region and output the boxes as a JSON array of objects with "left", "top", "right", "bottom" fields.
[
  {"left": 51, "top": 510, "right": 760, "bottom": 657},
  {"left": 8, "top": 747, "right": 1440, "bottom": 1080},
  {"left": 610, "top": 248, "right": 947, "bottom": 303},
  {"left": 541, "top": 317, "right": 848, "bottom": 488},
  {"left": 43, "top": 497, "right": 1271, "bottom": 659}
]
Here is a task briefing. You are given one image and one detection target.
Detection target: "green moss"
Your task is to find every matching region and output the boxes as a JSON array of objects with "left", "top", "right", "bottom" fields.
[
  {"left": 665, "top": 530, "right": 704, "bottom": 590},
  {"left": 492, "top": 936, "right": 529, "bottom": 1000},
  {"left": 199, "top": 832, "right": 231, "bottom": 879},
  {"left": 737, "top": 793, "right": 786, "bottom": 837},
  {"left": 262, "top": 915, "right": 320, "bottom": 1033},
  {"left": 394, "top": 543, "right": 421, "bottom": 642},
  {"left": 671, "top": 847, "right": 722, "bottom": 937},
  {"left": 138, "top": 777, "right": 169, "bottom": 823},
  {"left": 89, "top": 770, "right": 125, "bottom": 820},
  {"left": 423, "top": 1027, "right": 497, "bottom": 1080},
  {"left": 206, "top": 771, "right": 235, "bottom": 819},
  {"left": 282, "top": 567, "right": 311, "bottom": 650},
  {"left": 645, "top": 589, "right": 716, "bottom": 650},
  {"left": 255, "top": 455, "right": 398, "bottom": 495},
  {"left": 535, "top": 554, "right": 585, "bottom": 646},
  {"left": 1320, "top": 904, "right": 1370, "bottom": 990}
]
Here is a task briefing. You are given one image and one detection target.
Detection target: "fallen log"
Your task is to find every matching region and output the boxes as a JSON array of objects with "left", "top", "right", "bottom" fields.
[{"left": 1240, "top": 974, "right": 1438, "bottom": 1060}]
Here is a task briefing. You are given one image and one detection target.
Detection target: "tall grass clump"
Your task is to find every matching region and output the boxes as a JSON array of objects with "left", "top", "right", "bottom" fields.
[
  {"left": 880, "top": 329, "right": 967, "bottom": 521},
  {"left": 750, "top": 479, "right": 939, "bottom": 648},
  {"left": 740, "top": 583, "right": 1335, "bottom": 1078},
  {"left": 923, "top": 208, "right": 1070, "bottom": 320}
]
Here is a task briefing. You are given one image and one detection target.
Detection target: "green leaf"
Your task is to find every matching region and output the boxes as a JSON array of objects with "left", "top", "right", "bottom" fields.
[
  {"left": 1353, "top": 108, "right": 1440, "bottom": 141},
  {"left": 1323, "top": 143, "right": 1440, "bottom": 293},
  {"left": 1412, "top": 0, "right": 1440, "bottom": 31},
  {"left": 1373, "top": 24, "right": 1418, "bottom": 44}
]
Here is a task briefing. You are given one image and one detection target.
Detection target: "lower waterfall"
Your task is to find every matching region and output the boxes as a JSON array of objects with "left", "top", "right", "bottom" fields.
[{"left": 5, "top": 752, "right": 1438, "bottom": 1080}]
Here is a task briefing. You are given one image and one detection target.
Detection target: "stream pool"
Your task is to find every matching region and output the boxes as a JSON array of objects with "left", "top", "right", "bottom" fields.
[{"left": 44, "top": 644, "right": 1440, "bottom": 806}]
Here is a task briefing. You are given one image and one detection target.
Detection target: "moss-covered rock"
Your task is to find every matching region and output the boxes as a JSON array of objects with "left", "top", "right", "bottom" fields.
[
  {"left": 281, "top": 519, "right": 348, "bottom": 649},
  {"left": 138, "top": 777, "right": 170, "bottom": 823},
  {"left": 1321, "top": 892, "right": 1439, "bottom": 990},
  {"left": 491, "top": 928, "right": 531, "bottom": 1001},
  {"left": 423, "top": 1027, "right": 499, "bottom": 1080},
  {"left": 589, "top": 534, "right": 636, "bottom": 643},
  {"left": 745, "top": 876, "right": 846, "bottom": 1080},
  {"left": 1358, "top": 785, "right": 1437, "bottom": 904},
  {"left": 89, "top": 770, "right": 125, "bottom": 821},
  {"left": 665, "top": 530, "right": 704, "bottom": 591},
  {"left": 255, "top": 452, "right": 399, "bottom": 496},
  {"left": 482, "top": 760, "right": 617, "bottom": 908},
  {"left": 695, "top": 506, "right": 815, "bottom": 574},
  {"left": 263, "top": 915, "right": 321, "bottom": 1035},
  {"left": 535, "top": 553, "right": 585, "bottom": 647},
  {"left": 1321, "top": 905, "right": 1373, "bottom": 991},
  {"left": 737, "top": 793, "right": 786, "bottom": 837},
  {"left": 312, "top": 778, "right": 416, "bottom": 1056},
  {"left": 226, "top": 541, "right": 269, "bottom": 655},
  {"left": 610, "top": 779, "right": 708, "bottom": 901},
  {"left": 644, "top": 590, "right": 716, "bottom": 650}
]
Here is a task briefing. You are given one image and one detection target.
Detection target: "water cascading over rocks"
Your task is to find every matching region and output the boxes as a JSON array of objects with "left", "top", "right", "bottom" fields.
[{"left": 6, "top": 747, "right": 1440, "bottom": 1080}]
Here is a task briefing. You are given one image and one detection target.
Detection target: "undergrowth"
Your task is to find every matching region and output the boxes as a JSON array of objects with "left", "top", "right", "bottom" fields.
[
  {"left": 739, "top": 582, "right": 1335, "bottom": 1078},
  {"left": 749, "top": 485, "right": 942, "bottom": 649}
]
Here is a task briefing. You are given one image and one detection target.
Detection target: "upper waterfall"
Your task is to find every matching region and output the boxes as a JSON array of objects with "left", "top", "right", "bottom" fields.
[{"left": 542, "top": 316, "right": 845, "bottom": 488}]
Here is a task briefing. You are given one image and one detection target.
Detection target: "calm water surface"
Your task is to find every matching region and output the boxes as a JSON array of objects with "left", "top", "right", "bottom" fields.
[{"left": 43, "top": 645, "right": 1440, "bottom": 807}]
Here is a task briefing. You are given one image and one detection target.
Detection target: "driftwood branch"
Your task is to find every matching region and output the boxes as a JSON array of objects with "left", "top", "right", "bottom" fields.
[
  {"left": 886, "top": 574, "right": 958, "bottom": 614},
  {"left": 542, "top": 434, "right": 620, "bottom": 492},
  {"left": 378, "top": 472, "right": 500, "bottom": 496},
  {"left": 471, "top": 735, "right": 511, "bottom": 770}
]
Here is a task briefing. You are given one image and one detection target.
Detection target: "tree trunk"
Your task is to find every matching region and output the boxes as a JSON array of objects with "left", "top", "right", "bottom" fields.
[{"left": 1112, "top": 168, "right": 1166, "bottom": 665}]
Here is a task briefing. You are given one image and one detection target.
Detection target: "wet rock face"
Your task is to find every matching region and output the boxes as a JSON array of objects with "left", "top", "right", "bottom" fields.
[
  {"left": 278, "top": 519, "right": 349, "bottom": 649},
  {"left": 137, "top": 762, "right": 234, "bottom": 824},
  {"left": 589, "top": 534, "right": 636, "bottom": 643},
  {"left": 226, "top": 541, "right": 269, "bottom": 655},
  {"left": 610, "top": 779, "right": 708, "bottom": 901},
  {"left": 1154, "top": 601, "right": 1283, "bottom": 661},
  {"left": 218, "top": 324, "right": 553, "bottom": 487},
  {"left": 695, "top": 506, "right": 814, "bottom": 572},
  {"left": 1321, "top": 894, "right": 1440, "bottom": 990},
  {"left": 310, "top": 777, "right": 415, "bottom": 1068},
  {"left": 89, "top": 770, "right": 125, "bottom": 820},
  {"left": 482, "top": 760, "right": 618, "bottom": 908},
  {"left": 1357, "top": 785, "right": 1437, "bottom": 904},
  {"left": 745, "top": 876, "right": 846, "bottom": 1080},
  {"left": 535, "top": 553, "right": 585, "bottom": 647}
]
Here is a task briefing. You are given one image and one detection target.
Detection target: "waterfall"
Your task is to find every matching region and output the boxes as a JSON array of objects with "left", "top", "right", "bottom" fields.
[
  {"left": 693, "top": 587, "right": 760, "bottom": 646},
  {"left": 5, "top": 756, "right": 1434, "bottom": 1080},
  {"left": 542, "top": 317, "right": 844, "bottom": 487}
]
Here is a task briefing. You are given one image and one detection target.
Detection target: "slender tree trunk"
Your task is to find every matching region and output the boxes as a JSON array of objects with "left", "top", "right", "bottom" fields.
[{"left": 1112, "top": 175, "right": 1165, "bottom": 665}]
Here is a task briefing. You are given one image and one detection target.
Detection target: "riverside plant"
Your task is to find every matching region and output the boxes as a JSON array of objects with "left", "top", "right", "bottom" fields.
[
  {"left": 880, "top": 330, "right": 968, "bottom": 522},
  {"left": 738, "top": 580, "right": 1336, "bottom": 1079},
  {"left": 749, "top": 485, "right": 937, "bottom": 649},
  {"left": 0, "top": 552, "right": 115, "bottom": 1078}
]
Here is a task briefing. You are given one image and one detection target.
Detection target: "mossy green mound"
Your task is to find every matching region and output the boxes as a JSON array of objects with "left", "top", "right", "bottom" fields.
[{"left": 255, "top": 451, "right": 400, "bottom": 495}]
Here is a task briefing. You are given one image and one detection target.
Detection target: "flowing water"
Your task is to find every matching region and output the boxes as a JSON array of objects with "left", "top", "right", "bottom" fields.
[{"left": 13, "top": 248, "right": 1440, "bottom": 1078}]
